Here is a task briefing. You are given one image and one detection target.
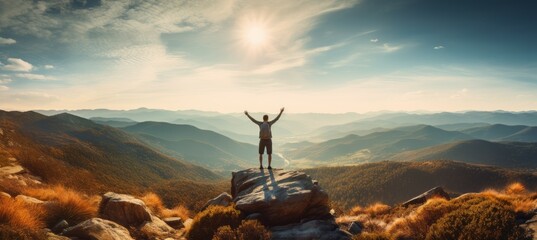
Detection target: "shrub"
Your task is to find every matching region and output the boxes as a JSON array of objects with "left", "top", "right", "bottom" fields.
[
  {"left": 212, "top": 220, "right": 271, "bottom": 240},
  {"left": 387, "top": 198, "right": 455, "bottom": 239},
  {"left": 187, "top": 205, "right": 242, "bottom": 240},
  {"left": 23, "top": 186, "right": 97, "bottom": 227},
  {"left": 426, "top": 197, "right": 529, "bottom": 240},
  {"left": 213, "top": 225, "right": 236, "bottom": 240},
  {"left": 0, "top": 198, "right": 46, "bottom": 239},
  {"left": 235, "top": 220, "right": 271, "bottom": 240},
  {"left": 352, "top": 232, "right": 391, "bottom": 240}
]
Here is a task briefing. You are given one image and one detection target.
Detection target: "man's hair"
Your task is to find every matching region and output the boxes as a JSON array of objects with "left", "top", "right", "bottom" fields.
[{"left": 263, "top": 115, "right": 269, "bottom": 121}]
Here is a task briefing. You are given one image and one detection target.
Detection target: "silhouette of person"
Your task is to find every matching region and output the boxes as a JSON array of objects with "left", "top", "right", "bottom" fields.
[{"left": 244, "top": 108, "right": 284, "bottom": 169}]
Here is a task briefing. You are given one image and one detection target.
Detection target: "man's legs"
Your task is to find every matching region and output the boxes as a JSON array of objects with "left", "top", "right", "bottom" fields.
[
  {"left": 267, "top": 139, "right": 272, "bottom": 169},
  {"left": 259, "top": 139, "right": 266, "bottom": 169}
]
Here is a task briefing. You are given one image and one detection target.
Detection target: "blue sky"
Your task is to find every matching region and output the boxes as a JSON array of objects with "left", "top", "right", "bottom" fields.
[{"left": 0, "top": 0, "right": 536, "bottom": 113}]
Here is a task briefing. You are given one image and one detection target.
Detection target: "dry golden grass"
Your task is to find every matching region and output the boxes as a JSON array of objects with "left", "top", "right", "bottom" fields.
[
  {"left": 350, "top": 203, "right": 391, "bottom": 217},
  {"left": 506, "top": 182, "right": 526, "bottom": 195},
  {"left": 162, "top": 205, "right": 191, "bottom": 220},
  {"left": 0, "top": 198, "right": 45, "bottom": 230},
  {"left": 22, "top": 185, "right": 98, "bottom": 227},
  {"left": 140, "top": 192, "right": 191, "bottom": 220},
  {"left": 141, "top": 192, "right": 165, "bottom": 216}
]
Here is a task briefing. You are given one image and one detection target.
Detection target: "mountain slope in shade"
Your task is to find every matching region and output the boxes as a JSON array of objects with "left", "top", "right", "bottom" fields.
[
  {"left": 391, "top": 139, "right": 537, "bottom": 168},
  {"left": 287, "top": 125, "right": 472, "bottom": 163},
  {"left": 122, "top": 121, "right": 284, "bottom": 171},
  {"left": 0, "top": 110, "right": 221, "bottom": 194},
  {"left": 461, "top": 124, "right": 537, "bottom": 142},
  {"left": 304, "top": 160, "right": 537, "bottom": 209}
]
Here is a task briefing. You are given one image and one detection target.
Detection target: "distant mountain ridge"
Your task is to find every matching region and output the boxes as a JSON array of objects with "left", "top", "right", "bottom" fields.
[
  {"left": 123, "top": 121, "right": 285, "bottom": 171},
  {"left": 391, "top": 139, "right": 537, "bottom": 168},
  {"left": 0, "top": 110, "right": 221, "bottom": 195},
  {"left": 287, "top": 125, "right": 473, "bottom": 164}
]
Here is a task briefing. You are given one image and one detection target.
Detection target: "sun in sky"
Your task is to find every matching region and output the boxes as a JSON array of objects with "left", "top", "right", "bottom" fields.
[{"left": 237, "top": 14, "right": 273, "bottom": 55}]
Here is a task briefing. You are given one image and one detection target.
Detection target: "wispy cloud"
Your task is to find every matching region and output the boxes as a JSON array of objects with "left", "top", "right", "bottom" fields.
[
  {"left": 370, "top": 38, "right": 378, "bottom": 43},
  {"left": 381, "top": 43, "right": 403, "bottom": 53},
  {"left": 0, "top": 37, "right": 16, "bottom": 45},
  {"left": 0, "top": 58, "right": 33, "bottom": 72},
  {"left": 434, "top": 45, "right": 444, "bottom": 50},
  {"left": 0, "top": 76, "right": 12, "bottom": 84},
  {"left": 0, "top": 86, "right": 8, "bottom": 91},
  {"left": 15, "top": 73, "right": 56, "bottom": 80},
  {"left": 43, "top": 65, "right": 54, "bottom": 69}
]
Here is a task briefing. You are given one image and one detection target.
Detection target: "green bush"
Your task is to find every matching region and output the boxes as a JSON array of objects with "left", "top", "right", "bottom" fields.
[
  {"left": 426, "top": 197, "right": 529, "bottom": 240},
  {"left": 187, "top": 205, "right": 242, "bottom": 240}
]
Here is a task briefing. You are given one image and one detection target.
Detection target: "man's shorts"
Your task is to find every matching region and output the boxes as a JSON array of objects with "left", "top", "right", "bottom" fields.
[{"left": 259, "top": 139, "right": 272, "bottom": 154}]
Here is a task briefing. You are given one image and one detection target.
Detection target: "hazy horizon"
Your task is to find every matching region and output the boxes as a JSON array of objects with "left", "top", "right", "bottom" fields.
[{"left": 1, "top": 0, "right": 536, "bottom": 113}]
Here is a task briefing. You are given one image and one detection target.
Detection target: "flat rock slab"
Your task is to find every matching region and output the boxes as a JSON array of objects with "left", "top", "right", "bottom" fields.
[
  {"left": 231, "top": 168, "right": 330, "bottom": 226},
  {"left": 98, "top": 192, "right": 152, "bottom": 227},
  {"left": 0, "top": 165, "right": 24, "bottom": 176},
  {"left": 62, "top": 218, "right": 134, "bottom": 240}
]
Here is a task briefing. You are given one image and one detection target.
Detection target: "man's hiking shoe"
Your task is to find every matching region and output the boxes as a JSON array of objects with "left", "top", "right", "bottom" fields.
[
  {"left": 268, "top": 166, "right": 272, "bottom": 169},
  {"left": 259, "top": 166, "right": 264, "bottom": 169}
]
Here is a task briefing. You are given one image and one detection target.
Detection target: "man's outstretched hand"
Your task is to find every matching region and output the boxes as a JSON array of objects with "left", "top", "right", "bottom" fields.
[
  {"left": 244, "top": 110, "right": 248, "bottom": 115},
  {"left": 280, "top": 107, "right": 285, "bottom": 113}
]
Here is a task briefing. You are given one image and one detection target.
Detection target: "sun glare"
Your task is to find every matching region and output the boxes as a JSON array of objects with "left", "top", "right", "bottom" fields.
[
  {"left": 244, "top": 24, "right": 267, "bottom": 47},
  {"left": 237, "top": 15, "right": 272, "bottom": 54}
]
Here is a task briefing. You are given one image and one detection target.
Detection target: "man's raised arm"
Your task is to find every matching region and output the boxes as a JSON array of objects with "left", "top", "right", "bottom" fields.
[
  {"left": 269, "top": 107, "right": 285, "bottom": 125},
  {"left": 244, "top": 111, "right": 261, "bottom": 124}
]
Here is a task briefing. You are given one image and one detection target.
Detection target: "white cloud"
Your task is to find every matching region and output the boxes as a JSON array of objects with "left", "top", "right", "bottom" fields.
[
  {"left": 0, "top": 37, "right": 16, "bottom": 45},
  {"left": 0, "top": 85, "right": 8, "bottom": 91},
  {"left": 15, "top": 73, "right": 56, "bottom": 80},
  {"left": 1, "top": 58, "right": 33, "bottom": 72},
  {"left": 370, "top": 38, "right": 378, "bottom": 43},
  {"left": 44, "top": 65, "right": 54, "bottom": 69},
  {"left": 381, "top": 43, "right": 402, "bottom": 53},
  {"left": 434, "top": 45, "right": 444, "bottom": 50},
  {"left": 0, "top": 77, "right": 12, "bottom": 84}
]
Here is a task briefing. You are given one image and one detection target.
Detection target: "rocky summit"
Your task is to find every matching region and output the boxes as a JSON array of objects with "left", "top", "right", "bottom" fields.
[{"left": 231, "top": 168, "right": 351, "bottom": 239}]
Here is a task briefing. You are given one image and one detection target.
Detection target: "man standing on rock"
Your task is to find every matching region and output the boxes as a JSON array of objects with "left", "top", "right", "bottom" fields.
[{"left": 244, "top": 107, "right": 284, "bottom": 169}]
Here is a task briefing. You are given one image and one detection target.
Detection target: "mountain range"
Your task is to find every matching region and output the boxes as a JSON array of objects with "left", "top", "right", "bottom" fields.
[{"left": 0, "top": 110, "right": 221, "bottom": 195}]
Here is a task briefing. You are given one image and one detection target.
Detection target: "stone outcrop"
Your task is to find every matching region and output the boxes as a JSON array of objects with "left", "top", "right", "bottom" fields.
[
  {"left": 98, "top": 192, "right": 153, "bottom": 227},
  {"left": 98, "top": 192, "right": 175, "bottom": 238},
  {"left": 402, "top": 186, "right": 450, "bottom": 207},
  {"left": 202, "top": 192, "right": 232, "bottom": 210},
  {"left": 231, "top": 168, "right": 349, "bottom": 239},
  {"left": 62, "top": 218, "right": 134, "bottom": 240}
]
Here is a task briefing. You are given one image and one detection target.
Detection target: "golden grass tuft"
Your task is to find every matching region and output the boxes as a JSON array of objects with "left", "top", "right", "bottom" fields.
[
  {"left": 0, "top": 198, "right": 45, "bottom": 230},
  {"left": 349, "top": 203, "right": 391, "bottom": 217},
  {"left": 23, "top": 185, "right": 98, "bottom": 227},
  {"left": 140, "top": 192, "right": 165, "bottom": 216},
  {"left": 162, "top": 205, "right": 191, "bottom": 220},
  {"left": 506, "top": 182, "right": 526, "bottom": 195},
  {"left": 140, "top": 192, "right": 191, "bottom": 220}
]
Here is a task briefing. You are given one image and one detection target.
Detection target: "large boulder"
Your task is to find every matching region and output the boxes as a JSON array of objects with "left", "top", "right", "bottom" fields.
[
  {"left": 402, "top": 186, "right": 450, "bottom": 207},
  {"left": 62, "top": 218, "right": 134, "bottom": 240},
  {"left": 231, "top": 168, "right": 331, "bottom": 226},
  {"left": 270, "top": 219, "right": 352, "bottom": 240},
  {"left": 98, "top": 192, "right": 152, "bottom": 227},
  {"left": 201, "top": 192, "right": 232, "bottom": 210}
]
